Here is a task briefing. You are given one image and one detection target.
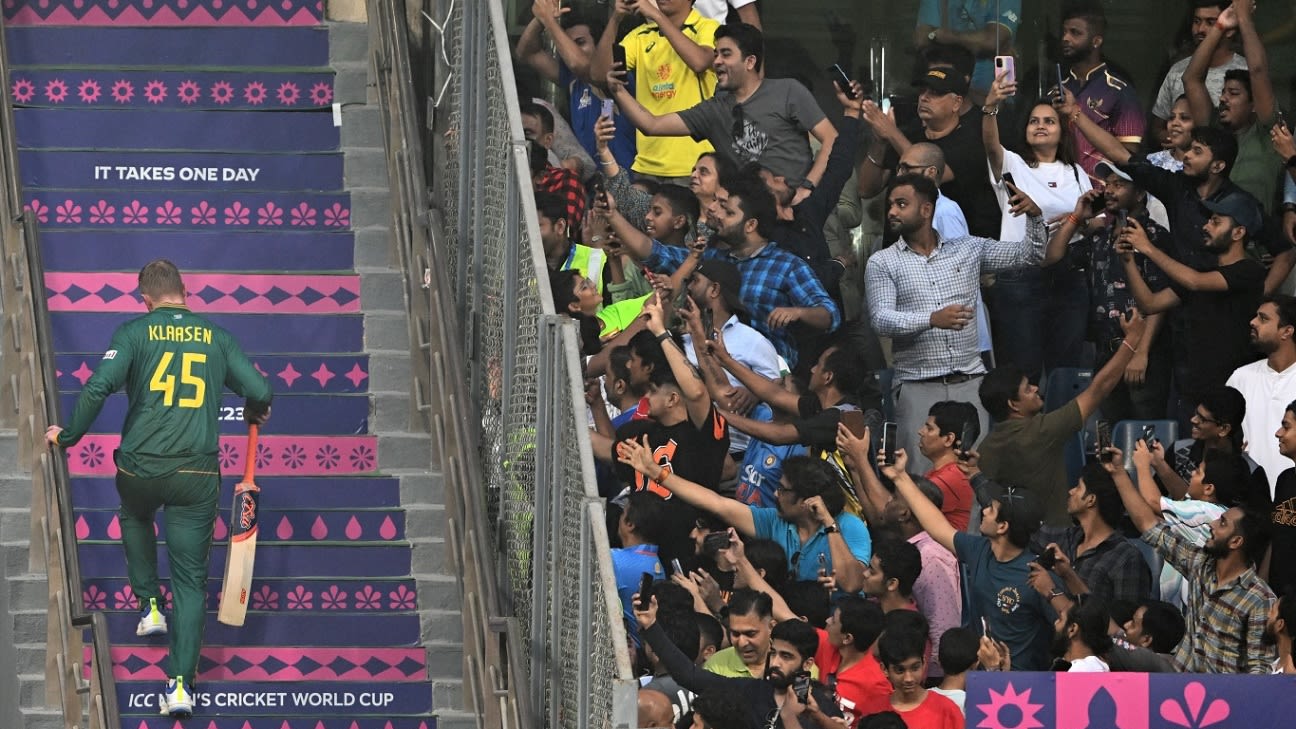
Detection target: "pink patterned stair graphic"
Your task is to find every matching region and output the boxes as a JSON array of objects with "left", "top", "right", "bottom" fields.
[
  {"left": 4, "top": 0, "right": 324, "bottom": 26},
  {"left": 83, "top": 578, "right": 419, "bottom": 613},
  {"left": 85, "top": 646, "right": 428, "bottom": 681},
  {"left": 46, "top": 273, "right": 361, "bottom": 313},
  {"left": 67, "top": 435, "right": 377, "bottom": 476},
  {"left": 75, "top": 511, "right": 403, "bottom": 542}
]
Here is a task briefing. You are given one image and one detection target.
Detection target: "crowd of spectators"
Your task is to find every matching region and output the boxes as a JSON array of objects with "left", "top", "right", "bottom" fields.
[{"left": 514, "top": 1, "right": 1296, "bottom": 726}]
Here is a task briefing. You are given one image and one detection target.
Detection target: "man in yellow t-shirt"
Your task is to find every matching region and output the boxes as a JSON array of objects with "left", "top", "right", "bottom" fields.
[{"left": 593, "top": 0, "right": 717, "bottom": 181}]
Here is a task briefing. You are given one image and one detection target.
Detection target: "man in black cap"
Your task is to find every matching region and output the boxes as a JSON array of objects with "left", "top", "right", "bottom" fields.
[
  {"left": 1116, "top": 191, "right": 1267, "bottom": 423},
  {"left": 858, "top": 67, "right": 1001, "bottom": 237}
]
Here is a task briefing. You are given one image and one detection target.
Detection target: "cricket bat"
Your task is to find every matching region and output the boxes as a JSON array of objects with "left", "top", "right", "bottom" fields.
[{"left": 217, "top": 424, "right": 260, "bottom": 626}]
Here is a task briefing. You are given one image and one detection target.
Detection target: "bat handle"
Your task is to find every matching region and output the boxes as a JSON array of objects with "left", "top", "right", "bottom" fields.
[{"left": 243, "top": 424, "right": 259, "bottom": 482}]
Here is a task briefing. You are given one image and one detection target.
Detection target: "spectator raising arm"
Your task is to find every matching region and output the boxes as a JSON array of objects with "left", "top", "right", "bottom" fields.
[
  {"left": 617, "top": 435, "right": 757, "bottom": 535},
  {"left": 590, "top": 1, "right": 629, "bottom": 92},
  {"left": 982, "top": 72, "right": 1015, "bottom": 180},
  {"left": 1130, "top": 439, "right": 1177, "bottom": 506},
  {"left": 1073, "top": 309, "right": 1147, "bottom": 421},
  {"left": 1119, "top": 243, "right": 1182, "bottom": 315},
  {"left": 642, "top": 293, "right": 714, "bottom": 429},
  {"left": 1055, "top": 89, "right": 1134, "bottom": 167},
  {"left": 606, "top": 67, "right": 692, "bottom": 137},
  {"left": 1103, "top": 446, "right": 1164, "bottom": 534},
  {"left": 628, "top": 0, "right": 714, "bottom": 73},
  {"left": 880, "top": 448, "right": 959, "bottom": 554},
  {"left": 1117, "top": 218, "right": 1230, "bottom": 292},
  {"left": 599, "top": 185, "right": 656, "bottom": 261},
  {"left": 514, "top": 0, "right": 591, "bottom": 83},
  {"left": 835, "top": 423, "right": 890, "bottom": 527}
]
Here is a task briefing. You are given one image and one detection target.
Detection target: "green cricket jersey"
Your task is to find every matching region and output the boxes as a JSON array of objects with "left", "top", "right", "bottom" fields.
[{"left": 57, "top": 304, "right": 273, "bottom": 474}]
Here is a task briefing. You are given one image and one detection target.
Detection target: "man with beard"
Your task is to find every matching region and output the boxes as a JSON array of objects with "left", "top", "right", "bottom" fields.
[
  {"left": 635, "top": 593, "right": 843, "bottom": 728},
  {"left": 1057, "top": 1, "right": 1144, "bottom": 181},
  {"left": 1049, "top": 595, "right": 1114, "bottom": 672},
  {"left": 1051, "top": 165, "right": 1171, "bottom": 423},
  {"left": 1108, "top": 444, "right": 1277, "bottom": 673},
  {"left": 1263, "top": 594, "right": 1296, "bottom": 673},
  {"left": 865, "top": 173, "right": 1047, "bottom": 473},
  {"left": 1265, "top": 403, "right": 1296, "bottom": 598},
  {"left": 1117, "top": 192, "right": 1267, "bottom": 425},
  {"left": 623, "top": 170, "right": 840, "bottom": 367},
  {"left": 608, "top": 22, "right": 836, "bottom": 191},
  {"left": 1228, "top": 296, "right": 1296, "bottom": 498},
  {"left": 1150, "top": 1, "right": 1246, "bottom": 147}
]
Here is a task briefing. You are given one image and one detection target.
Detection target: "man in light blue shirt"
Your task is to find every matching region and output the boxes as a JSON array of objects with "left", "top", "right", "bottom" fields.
[{"left": 612, "top": 491, "right": 668, "bottom": 646}]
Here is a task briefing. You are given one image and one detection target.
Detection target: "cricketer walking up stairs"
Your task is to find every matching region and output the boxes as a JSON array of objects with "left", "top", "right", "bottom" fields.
[{"left": 1, "top": 0, "right": 470, "bottom": 725}]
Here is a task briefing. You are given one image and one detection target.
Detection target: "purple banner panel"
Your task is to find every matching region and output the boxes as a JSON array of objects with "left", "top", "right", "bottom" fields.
[
  {"left": 83, "top": 577, "right": 418, "bottom": 613},
  {"left": 65, "top": 434, "right": 378, "bottom": 476},
  {"left": 75, "top": 509, "right": 404, "bottom": 543},
  {"left": 4, "top": 0, "right": 323, "bottom": 26},
  {"left": 15, "top": 109, "right": 339, "bottom": 152},
  {"left": 5, "top": 27, "right": 330, "bottom": 66},
  {"left": 58, "top": 392, "right": 370, "bottom": 435},
  {"left": 52, "top": 312, "right": 365, "bottom": 354},
  {"left": 46, "top": 272, "right": 360, "bottom": 313},
  {"left": 87, "top": 646, "right": 427, "bottom": 681},
  {"left": 40, "top": 230, "right": 355, "bottom": 273},
  {"left": 72, "top": 475, "right": 399, "bottom": 510},
  {"left": 57, "top": 355, "right": 370, "bottom": 394},
  {"left": 11, "top": 72, "right": 334, "bottom": 110},
  {"left": 116, "top": 682, "right": 433, "bottom": 718},
  {"left": 94, "top": 611, "right": 419, "bottom": 647},
  {"left": 21, "top": 150, "right": 342, "bottom": 190},
  {"left": 78, "top": 542, "right": 412, "bottom": 578},
  {"left": 25, "top": 192, "right": 350, "bottom": 231},
  {"left": 968, "top": 671, "right": 1296, "bottom": 729}
]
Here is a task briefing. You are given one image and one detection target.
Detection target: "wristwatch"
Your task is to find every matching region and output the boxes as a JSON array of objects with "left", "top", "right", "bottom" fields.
[
  {"left": 824, "top": 523, "right": 839, "bottom": 534},
  {"left": 800, "top": 179, "right": 816, "bottom": 192},
  {"left": 927, "top": 29, "right": 939, "bottom": 42},
  {"left": 1286, "top": 154, "right": 1296, "bottom": 169}
]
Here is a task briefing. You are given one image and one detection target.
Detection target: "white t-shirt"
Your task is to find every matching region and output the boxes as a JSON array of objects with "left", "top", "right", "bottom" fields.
[
  {"left": 993, "top": 150, "right": 1091, "bottom": 242},
  {"left": 1152, "top": 53, "right": 1248, "bottom": 120},
  {"left": 1226, "top": 358, "right": 1296, "bottom": 498},
  {"left": 694, "top": 0, "right": 756, "bottom": 21},
  {"left": 929, "top": 687, "right": 966, "bottom": 713},
  {"left": 1067, "top": 655, "right": 1110, "bottom": 672}
]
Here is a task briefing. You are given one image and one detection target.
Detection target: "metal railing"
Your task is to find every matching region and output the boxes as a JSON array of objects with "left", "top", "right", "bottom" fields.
[
  {"left": 369, "top": 0, "right": 637, "bottom": 726},
  {"left": 0, "top": 16, "right": 120, "bottom": 729}
]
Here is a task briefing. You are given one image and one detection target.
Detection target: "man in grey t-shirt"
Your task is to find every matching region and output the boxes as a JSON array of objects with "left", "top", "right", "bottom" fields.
[{"left": 609, "top": 22, "right": 836, "bottom": 197}]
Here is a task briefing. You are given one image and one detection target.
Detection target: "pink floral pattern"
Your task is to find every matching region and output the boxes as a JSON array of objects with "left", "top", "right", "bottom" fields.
[
  {"left": 45, "top": 79, "right": 67, "bottom": 103},
  {"left": 111, "top": 79, "right": 134, "bottom": 104},
  {"left": 143, "top": 80, "right": 167, "bottom": 104},
  {"left": 249, "top": 585, "right": 279, "bottom": 610},
  {"left": 121, "top": 200, "right": 148, "bottom": 224},
  {"left": 55, "top": 199, "right": 82, "bottom": 223},
  {"left": 224, "top": 201, "right": 249, "bottom": 225},
  {"left": 77, "top": 79, "right": 101, "bottom": 104},
  {"left": 177, "top": 80, "right": 202, "bottom": 105},
  {"left": 289, "top": 202, "right": 317, "bottom": 227},
  {"left": 88, "top": 200, "right": 115, "bottom": 224},
  {"left": 320, "top": 585, "right": 348, "bottom": 609},
  {"left": 389, "top": 584, "right": 416, "bottom": 610},
  {"left": 190, "top": 200, "right": 216, "bottom": 225},
  {"left": 286, "top": 585, "right": 313, "bottom": 610},
  {"left": 257, "top": 201, "right": 283, "bottom": 226},
  {"left": 354, "top": 585, "right": 382, "bottom": 610},
  {"left": 83, "top": 585, "right": 107, "bottom": 610},
  {"left": 155, "top": 200, "right": 181, "bottom": 225},
  {"left": 25, "top": 199, "right": 48, "bottom": 223},
  {"left": 323, "top": 202, "right": 350, "bottom": 227}
]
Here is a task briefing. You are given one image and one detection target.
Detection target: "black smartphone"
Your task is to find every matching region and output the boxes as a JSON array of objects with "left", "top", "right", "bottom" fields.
[
  {"left": 880, "top": 421, "right": 898, "bottom": 466},
  {"left": 636, "top": 572, "right": 653, "bottom": 610},
  {"left": 839, "top": 409, "right": 867, "bottom": 439},
  {"left": 1142, "top": 424, "right": 1159, "bottom": 446},
  {"left": 1001, "top": 172, "right": 1016, "bottom": 189},
  {"left": 793, "top": 672, "right": 812, "bottom": 704},
  {"left": 958, "top": 421, "right": 976, "bottom": 461},
  {"left": 591, "top": 173, "right": 607, "bottom": 205},
  {"left": 1036, "top": 545, "right": 1058, "bottom": 570},
  {"left": 828, "top": 64, "right": 856, "bottom": 99},
  {"left": 702, "top": 531, "right": 731, "bottom": 554},
  {"left": 1096, "top": 420, "right": 1113, "bottom": 462},
  {"left": 612, "top": 45, "right": 627, "bottom": 73},
  {"left": 701, "top": 306, "right": 715, "bottom": 340},
  {"left": 1055, "top": 63, "right": 1066, "bottom": 98}
]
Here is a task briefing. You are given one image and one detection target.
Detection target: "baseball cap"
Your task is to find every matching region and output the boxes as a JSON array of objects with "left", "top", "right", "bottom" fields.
[
  {"left": 1094, "top": 159, "right": 1134, "bottom": 183},
  {"left": 694, "top": 259, "right": 748, "bottom": 316},
  {"left": 914, "top": 68, "right": 969, "bottom": 96},
  {"left": 1201, "top": 192, "right": 1263, "bottom": 236}
]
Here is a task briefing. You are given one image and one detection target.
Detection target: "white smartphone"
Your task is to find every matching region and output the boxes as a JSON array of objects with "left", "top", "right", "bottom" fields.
[
  {"left": 880, "top": 96, "right": 892, "bottom": 115},
  {"left": 994, "top": 55, "right": 1016, "bottom": 86}
]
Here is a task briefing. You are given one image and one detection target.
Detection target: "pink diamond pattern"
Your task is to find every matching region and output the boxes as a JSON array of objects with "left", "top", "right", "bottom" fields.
[
  {"left": 311, "top": 363, "right": 335, "bottom": 388},
  {"left": 72, "top": 361, "right": 94, "bottom": 385},
  {"left": 277, "top": 363, "right": 301, "bottom": 387}
]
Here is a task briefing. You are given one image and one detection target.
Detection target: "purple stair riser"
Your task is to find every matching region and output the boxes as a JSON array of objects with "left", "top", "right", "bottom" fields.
[
  {"left": 116, "top": 682, "right": 433, "bottom": 717},
  {"left": 52, "top": 312, "right": 364, "bottom": 354},
  {"left": 21, "top": 151, "right": 342, "bottom": 190},
  {"left": 92, "top": 645, "right": 427, "bottom": 681},
  {"left": 4, "top": 0, "right": 324, "bottom": 27},
  {"left": 46, "top": 272, "right": 360, "bottom": 314},
  {"left": 12, "top": 72, "right": 334, "bottom": 110},
  {"left": 16, "top": 109, "right": 339, "bottom": 152},
  {"left": 26, "top": 192, "right": 349, "bottom": 231},
  {"left": 41, "top": 230, "right": 355, "bottom": 273},
  {"left": 83, "top": 577, "right": 417, "bottom": 612},
  {"left": 5, "top": 27, "right": 330, "bottom": 66},
  {"left": 59, "top": 355, "right": 370, "bottom": 395},
  {"left": 75, "top": 510, "right": 405, "bottom": 542},
  {"left": 94, "top": 612, "right": 419, "bottom": 647},
  {"left": 77, "top": 543, "right": 413, "bottom": 579},
  {"left": 59, "top": 392, "right": 369, "bottom": 435},
  {"left": 117, "top": 719, "right": 433, "bottom": 728},
  {"left": 72, "top": 476, "right": 399, "bottom": 510}
]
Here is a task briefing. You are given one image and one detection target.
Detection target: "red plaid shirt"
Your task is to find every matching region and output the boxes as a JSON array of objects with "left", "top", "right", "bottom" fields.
[{"left": 536, "top": 166, "right": 586, "bottom": 233}]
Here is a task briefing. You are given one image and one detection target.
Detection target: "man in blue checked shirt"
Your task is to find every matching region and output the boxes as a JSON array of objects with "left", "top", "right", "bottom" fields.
[
  {"left": 609, "top": 170, "right": 840, "bottom": 368},
  {"left": 866, "top": 172, "right": 1047, "bottom": 474}
]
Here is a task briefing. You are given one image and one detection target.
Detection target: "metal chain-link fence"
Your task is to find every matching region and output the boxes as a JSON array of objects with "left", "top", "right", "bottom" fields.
[{"left": 417, "top": 0, "right": 638, "bottom": 726}]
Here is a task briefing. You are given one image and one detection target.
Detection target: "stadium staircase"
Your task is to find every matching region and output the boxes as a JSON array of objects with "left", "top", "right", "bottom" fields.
[{"left": 0, "top": 2, "right": 469, "bottom": 727}]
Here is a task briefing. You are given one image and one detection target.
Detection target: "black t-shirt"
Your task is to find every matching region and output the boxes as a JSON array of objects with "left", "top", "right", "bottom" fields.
[
  {"left": 1171, "top": 258, "right": 1265, "bottom": 396},
  {"left": 614, "top": 405, "right": 731, "bottom": 494},
  {"left": 886, "top": 108, "right": 1001, "bottom": 237},
  {"left": 1270, "top": 469, "right": 1296, "bottom": 598}
]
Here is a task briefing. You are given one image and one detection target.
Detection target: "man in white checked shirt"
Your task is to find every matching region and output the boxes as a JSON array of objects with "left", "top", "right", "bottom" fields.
[{"left": 867, "top": 173, "right": 1048, "bottom": 474}]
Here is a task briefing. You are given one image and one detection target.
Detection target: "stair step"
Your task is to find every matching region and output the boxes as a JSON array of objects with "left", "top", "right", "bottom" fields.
[
  {"left": 42, "top": 230, "right": 356, "bottom": 273},
  {"left": 121, "top": 720, "right": 434, "bottom": 729},
  {"left": 3, "top": 28, "right": 330, "bottom": 67},
  {"left": 48, "top": 272, "right": 360, "bottom": 314},
  {"left": 4, "top": 0, "right": 324, "bottom": 30},
  {"left": 75, "top": 542, "right": 412, "bottom": 578},
  {"left": 82, "top": 611, "right": 418, "bottom": 649},
  {"left": 11, "top": 71, "right": 336, "bottom": 111},
  {"left": 64, "top": 434, "right": 378, "bottom": 477},
  {"left": 74, "top": 509, "right": 405, "bottom": 542},
  {"left": 59, "top": 393, "right": 370, "bottom": 436},
  {"left": 27, "top": 191, "right": 351, "bottom": 232},
  {"left": 327, "top": 21, "right": 369, "bottom": 65},
  {"left": 59, "top": 355, "right": 372, "bottom": 395},
  {"left": 94, "top": 645, "right": 428, "bottom": 682},
  {"left": 53, "top": 312, "right": 364, "bottom": 354},
  {"left": 16, "top": 108, "right": 339, "bottom": 152},
  {"left": 115, "top": 681, "right": 432, "bottom": 717},
  {"left": 81, "top": 577, "right": 422, "bottom": 613},
  {"left": 22, "top": 150, "right": 342, "bottom": 190},
  {"left": 73, "top": 475, "right": 401, "bottom": 510}
]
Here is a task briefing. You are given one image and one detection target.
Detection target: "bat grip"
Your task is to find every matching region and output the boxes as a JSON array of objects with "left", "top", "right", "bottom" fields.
[{"left": 243, "top": 424, "right": 259, "bottom": 482}]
